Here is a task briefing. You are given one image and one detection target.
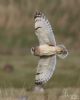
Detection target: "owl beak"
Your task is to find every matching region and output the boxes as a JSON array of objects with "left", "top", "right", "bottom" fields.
[
  {"left": 56, "top": 45, "right": 68, "bottom": 59},
  {"left": 57, "top": 46, "right": 68, "bottom": 55}
]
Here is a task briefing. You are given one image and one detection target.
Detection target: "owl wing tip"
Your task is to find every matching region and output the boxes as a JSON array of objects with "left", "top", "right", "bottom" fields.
[{"left": 34, "top": 11, "right": 43, "bottom": 19}]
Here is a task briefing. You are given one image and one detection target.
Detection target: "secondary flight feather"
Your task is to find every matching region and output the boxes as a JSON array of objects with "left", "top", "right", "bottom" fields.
[{"left": 31, "top": 11, "right": 68, "bottom": 92}]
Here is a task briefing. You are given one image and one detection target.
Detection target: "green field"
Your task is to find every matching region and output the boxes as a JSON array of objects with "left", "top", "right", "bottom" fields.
[
  {"left": 0, "top": 0, "right": 80, "bottom": 99},
  {"left": 0, "top": 51, "right": 80, "bottom": 90}
]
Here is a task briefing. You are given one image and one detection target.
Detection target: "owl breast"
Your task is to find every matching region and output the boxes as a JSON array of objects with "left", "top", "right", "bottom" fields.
[{"left": 35, "top": 45, "right": 56, "bottom": 56}]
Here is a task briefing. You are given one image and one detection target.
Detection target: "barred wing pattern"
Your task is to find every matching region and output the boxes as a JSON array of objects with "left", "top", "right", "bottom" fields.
[
  {"left": 35, "top": 56, "right": 56, "bottom": 84},
  {"left": 34, "top": 12, "right": 56, "bottom": 46},
  {"left": 34, "top": 12, "right": 56, "bottom": 84}
]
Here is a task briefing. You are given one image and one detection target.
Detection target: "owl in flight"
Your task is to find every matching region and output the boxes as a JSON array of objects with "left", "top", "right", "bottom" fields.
[{"left": 31, "top": 11, "right": 68, "bottom": 92}]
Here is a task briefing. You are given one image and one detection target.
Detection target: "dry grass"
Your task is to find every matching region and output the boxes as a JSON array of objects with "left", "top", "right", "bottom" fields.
[
  {"left": 0, "top": 88, "right": 80, "bottom": 100},
  {"left": 0, "top": 52, "right": 80, "bottom": 88},
  {"left": 0, "top": 1, "right": 79, "bottom": 100},
  {"left": 0, "top": 0, "right": 79, "bottom": 49}
]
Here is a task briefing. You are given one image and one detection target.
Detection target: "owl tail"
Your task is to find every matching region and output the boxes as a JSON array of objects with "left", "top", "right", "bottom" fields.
[{"left": 57, "top": 45, "right": 68, "bottom": 59}]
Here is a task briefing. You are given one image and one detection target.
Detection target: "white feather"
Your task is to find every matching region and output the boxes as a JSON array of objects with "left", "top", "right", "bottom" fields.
[
  {"left": 35, "top": 56, "right": 56, "bottom": 84},
  {"left": 35, "top": 12, "right": 56, "bottom": 45}
]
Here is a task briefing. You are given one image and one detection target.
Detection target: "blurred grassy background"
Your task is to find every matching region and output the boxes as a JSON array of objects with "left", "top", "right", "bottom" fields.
[{"left": 0, "top": 0, "right": 80, "bottom": 90}]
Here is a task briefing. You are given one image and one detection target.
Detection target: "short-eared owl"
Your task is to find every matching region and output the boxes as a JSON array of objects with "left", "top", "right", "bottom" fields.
[{"left": 31, "top": 11, "right": 68, "bottom": 92}]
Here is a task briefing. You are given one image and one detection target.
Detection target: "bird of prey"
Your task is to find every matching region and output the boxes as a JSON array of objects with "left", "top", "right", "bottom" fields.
[{"left": 31, "top": 11, "right": 68, "bottom": 92}]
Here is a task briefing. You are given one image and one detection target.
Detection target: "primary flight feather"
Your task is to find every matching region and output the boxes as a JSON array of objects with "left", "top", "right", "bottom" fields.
[
  {"left": 34, "top": 12, "right": 56, "bottom": 45},
  {"left": 31, "top": 11, "right": 68, "bottom": 92}
]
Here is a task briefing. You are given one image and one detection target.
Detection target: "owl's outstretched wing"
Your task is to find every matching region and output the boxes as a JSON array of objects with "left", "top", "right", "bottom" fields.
[
  {"left": 34, "top": 12, "right": 56, "bottom": 46},
  {"left": 35, "top": 55, "right": 56, "bottom": 84}
]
